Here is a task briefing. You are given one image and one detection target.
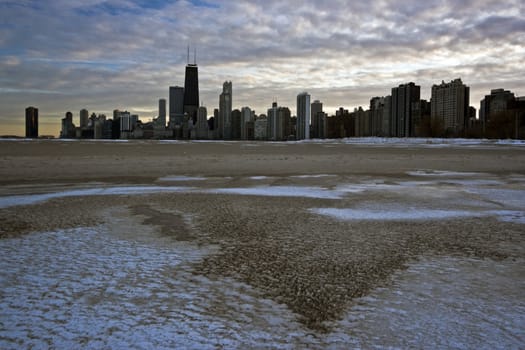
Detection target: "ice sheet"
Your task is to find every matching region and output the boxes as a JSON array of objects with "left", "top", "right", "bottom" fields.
[
  {"left": 207, "top": 186, "right": 344, "bottom": 199},
  {"left": 0, "top": 186, "right": 193, "bottom": 209},
  {"left": 157, "top": 176, "right": 208, "bottom": 181},
  {"left": 311, "top": 207, "right": 485, "bottom": 221}
]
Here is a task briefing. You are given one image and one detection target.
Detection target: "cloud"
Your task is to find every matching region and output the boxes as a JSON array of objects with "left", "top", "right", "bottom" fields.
[{"left": 0, "top": 0, "right": 524, "bottom": 135}]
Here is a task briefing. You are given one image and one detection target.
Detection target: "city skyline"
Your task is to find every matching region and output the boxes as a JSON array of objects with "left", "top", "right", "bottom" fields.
[{"left": 1, "top": 0, "right": 524, "bottom": 136}]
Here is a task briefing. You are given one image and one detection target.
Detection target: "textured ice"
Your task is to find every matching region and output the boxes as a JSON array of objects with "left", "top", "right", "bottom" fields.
[
  {"left": 157, "top": 176, "right": 208, "bottom": 181},
  {"left": 488, "top": 210, "right": 525, "bottom": 224},
  {"left": 407, "top": 170, "right": 488, "bottom": 177},
  {"left": 311, "top": 207, "right": 485, "bottom": 221},
  {"left": 0, "top": 227, "right": 321, "bottom": 349},
  {"left": 208, "top": 186, "right": 344, "bottom": 199},
  {"left": 0, "top": 186, "right": 193, "bottom": 209},
  {"left": 466, "top": 188, "right": 525, "bottom": 209},
  {"left": 334, "top": 256, "right": 525, "bottom": 349},
  {"left": 290, "top": 174, "right": 336, "bottom": 178}
]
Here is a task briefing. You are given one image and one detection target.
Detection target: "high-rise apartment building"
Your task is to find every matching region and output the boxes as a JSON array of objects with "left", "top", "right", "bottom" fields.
[
  {"left": 479, "top": 89, "right": 515, "bottom": 125},
  {"left": 60, "top": 111, "right": 75, "bottom": 138},
  {"left": 296, "top": 92, "right": 311, "bottom": 140},
  {"left": 169, "top": 86, "right": 184, "bottom": 127},
  {"left": 80, "top": 109, "right": 89, "bottom": 129},
  {"left": 232, "top": 109, "right": 242, "bottom": 139},
  {"left": 241, "top": 106, "right": 254, "bottom": 140},
  {"left": 354, "top": 107, "right": 369, "bottom": 137},
  {"left": 267, "top": 102, "right": 278, "bottom": 141},
  {"left": 219, "top": 81, "right": 232, "bottom": 139},
  {"left": 431, "top": 78, "right": 470, "bottom": 134},
  {"left": 391, "top": 82, "right": 420, "bottom": 137},
  {"left": 158, "top": 98, "right": 166, "bottom": 127},
  {"left": 25, "top": 106, "right": 38, "bottom": 138},
  {"left": 196, "top": 106, "right": 208, "bottom": 139},
  {"left": 310, "top": 100, "right": 323, "bottom": 138},
  {"left": 368, "top": 96, "right": 392, "bottom": 137},
  {"left": 254, "top": 115, "right": 268, "bottom": 140},
  {"left": 267, "top": 102, "right": 291, "bottom": 141}
]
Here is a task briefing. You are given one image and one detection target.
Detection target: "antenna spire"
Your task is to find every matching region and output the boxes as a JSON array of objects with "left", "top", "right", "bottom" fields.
[
  {"left": 187, "top": 45, "right": 189, "bottom": 64},
  {"left": 194, "top": 47, "right": 197, "bottom": 65}
]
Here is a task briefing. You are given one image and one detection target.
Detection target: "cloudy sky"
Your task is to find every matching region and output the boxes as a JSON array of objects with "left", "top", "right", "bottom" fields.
[{"left": 1, "top": 0, "right": 524, "bottom": 136}]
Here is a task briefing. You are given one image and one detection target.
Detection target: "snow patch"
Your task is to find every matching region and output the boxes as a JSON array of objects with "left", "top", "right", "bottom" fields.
[
  {"left": 407, "top": 170, "right": 487, "bottom": 177},
  {"left": 290, "top": 174, "right": 336, "bottom": 179},
  {"left": 249, "top": 176, "right": 272, "bottom": 180},
  {"left": 0, "top": 227, "right": 324, "bottom": 349},
  {"left": 311, "top": 208, "right": 484, "bottom": 221},
  {"left": 157, "top": 176, "right": 207, "bottom": 181},
  {"left": 0, "top": 186, "right": 194, "bottom": 208},
  {"left": 208, "top": 186, "right": 344, "bottom": 199},
  {"left": 334, "top": 256, "right": 525, "bottom": 349}
]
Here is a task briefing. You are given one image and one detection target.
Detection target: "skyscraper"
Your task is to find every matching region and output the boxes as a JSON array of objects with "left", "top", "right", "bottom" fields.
[
  {"left": 267, "top": 102, "right": 278, "bottom": 141},
  {"left": 311, "top": 100, "right": 323, "bottom": 138},
  {"left": 369, "top": 96, "right": 392, "bottom": 137},
  {"left": 183, "top": 54, "right": 199, "bottom": 123},
  {"left": 169, "top": 86, "right": 184, "bottom": 127},
  {"left": 391, "top": 82, "right": 420, "bottom": 137},
  {"left": 267, "top": 102, "right": 291, "bottom": 141},
  {"left": 25, "top": 106, "right": 38, "bottom": 138},
  {"left": 158, "top": 98, "right": 166, "bottom": 127},
  {"left": 431, "top": 78, "right": 470, "bottom": 135},
  {"left": 219, "top": 81, "right": 232, "bottom": 139},
  {"left": 80, "top": 109, "right": 89, "bottom": 129},
  {"left": 60, "top": 111, "right": 75, "bottom": 138},
  {"left": 196, "top": 106, "right": 208, "bottom": 139},
  {"left": 296, "top": 92, "right": 310, "bottom": 140},
  {"left": 241, "top": 106, "right": 254, "bottom": 140},
  {"left": 479, "top": 89, "right": 515, "bottom": 125}
]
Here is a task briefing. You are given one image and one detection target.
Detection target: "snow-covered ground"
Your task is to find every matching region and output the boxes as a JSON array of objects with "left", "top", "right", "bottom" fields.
[
  {"left": 1, "top": 226, "right": 523, "bottom": 349},
  {"left": 1, "top": 170, "right": 524, "bottom": 348},
  {"left": 0, "top": 226, "right": 317, "bottom": 349}
]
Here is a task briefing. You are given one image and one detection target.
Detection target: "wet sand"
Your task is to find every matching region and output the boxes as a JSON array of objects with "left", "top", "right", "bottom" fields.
[{"left": 1, "top": 139, "right": 524, "bottom": 343}]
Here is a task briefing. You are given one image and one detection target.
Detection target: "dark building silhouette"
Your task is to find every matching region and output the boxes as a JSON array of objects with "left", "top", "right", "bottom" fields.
[
  {"left": 327, "top": 108, "right": 354, "bottom": 138},
  {"left": 60, "top": 111, "right": 76, "bottom": 138},
  {"left": 232, "top": 109, "right": 241, "bottom": 140},
  {"left": 183, "top": 61, "right": 199, "bottom": 123},
  {"left": 25, "top": 106, "right": 38, "bottom": 138},
  {"left": 391, "top": 82, "right": 420, "bottom": 137},
  {"left": 169, "top": 86, "right": 184, "bottom": 127},
  {"left": 311, "top": 100, "right": 324, "bottom": 138},
  {"left": 480, "top": 88, "right": 525, "bottom": 139},
  {"left": 218, "top": 81, "right": 232, "bottom": 139},
  {"left": 480, "top": 89, "right": 515, "bottom": 127},
  {"left": 412, "top": 99, "right": 431, "bottom": 137},
  {"left": 369, "top": 97, "right": 391, "bottom": 136}
]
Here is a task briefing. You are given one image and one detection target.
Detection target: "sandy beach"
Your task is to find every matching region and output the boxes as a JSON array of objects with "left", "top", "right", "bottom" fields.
[{"left": 1, "top": 139, "right": 524, "bottom": 348}]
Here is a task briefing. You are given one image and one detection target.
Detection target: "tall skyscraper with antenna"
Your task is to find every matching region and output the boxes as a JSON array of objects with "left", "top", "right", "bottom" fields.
[{"left": 183, "top": 46, "right": 199, "bottom": 124}]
